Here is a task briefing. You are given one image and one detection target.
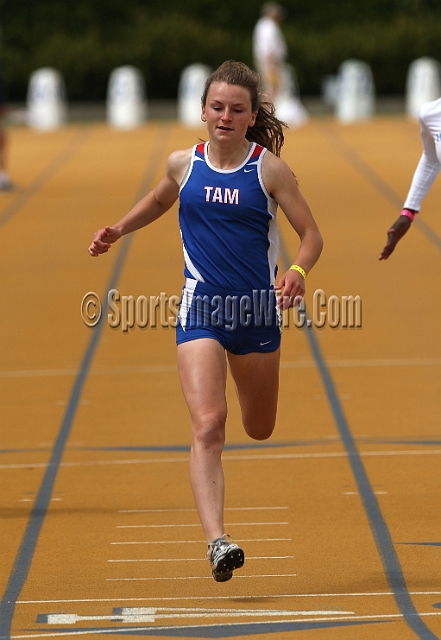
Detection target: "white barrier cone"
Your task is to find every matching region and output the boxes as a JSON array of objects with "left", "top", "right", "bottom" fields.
[
  {"left": 26, "top": 67, "right": 67, "bottom": 130},
  {"left": 405, "top": 57, "right": 441, "bottom": 119},
  {"left": 335, "top": 59, "right": 375, "bottom": 123},
  {"left": 178, "top": 64, "right": 211, "bottom": 127},
  {"left": 107, "top": 66, "right": 147, "bottom": 129}
]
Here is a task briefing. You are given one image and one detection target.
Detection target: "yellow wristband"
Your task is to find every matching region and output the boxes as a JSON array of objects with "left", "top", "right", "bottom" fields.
[{"left": 289, "top": 264, "right": 307, "bottom": 280}]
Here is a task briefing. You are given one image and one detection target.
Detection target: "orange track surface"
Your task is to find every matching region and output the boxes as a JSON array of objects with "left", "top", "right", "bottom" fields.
[{"left": 1, "top": 116, "right": 441, "bottom": 639}]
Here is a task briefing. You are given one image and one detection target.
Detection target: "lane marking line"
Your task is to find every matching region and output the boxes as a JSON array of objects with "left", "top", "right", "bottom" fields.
[
  {"left": 107, "top": 556, "right": 295, "bottom": 563},
  {"left": 111, "top": 539, "right": 291, "bottom": 545},
  {"left": 2, "top": 449, "right": 441, "bottom": 471},
  {"left": 106, "top": 573, "right": 298, "bottom": 581},
  {"left": 116, "top": 522, "right": 289, "bottom": 528},
  {"left": 118, "top": 506, "right": 288, "bottom": 513},
  {"left": 16, "top": 590, "right": 441, "bottom": 604},
  {"left": 2, "top": 357, "right": 441, "bottom": 377}
]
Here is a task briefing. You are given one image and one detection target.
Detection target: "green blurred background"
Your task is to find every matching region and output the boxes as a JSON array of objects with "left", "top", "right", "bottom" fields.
[{"left": 1, "top": 0, "right": 441, "bottom": 101}]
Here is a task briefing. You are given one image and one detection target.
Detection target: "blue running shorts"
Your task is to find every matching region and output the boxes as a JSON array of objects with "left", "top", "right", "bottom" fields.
[{"left": 176, "top": 278, "right": 281, "bottom": 355}]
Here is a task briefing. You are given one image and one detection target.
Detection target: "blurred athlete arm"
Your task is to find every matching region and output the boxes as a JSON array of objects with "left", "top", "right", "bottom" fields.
[
  {"left": 380, "top": 105, "right": 441, "bottom": 260},
  {"left": 88, "top": 149, "right": 191, "bottom": 256}
]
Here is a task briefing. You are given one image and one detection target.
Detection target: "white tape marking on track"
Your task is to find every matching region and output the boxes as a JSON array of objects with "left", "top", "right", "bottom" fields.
[
  {"left": 116, "top": 521, "right": 288, "bottom": 528},
  {"left": 15, "top": 590, "right": 441, "bottom": 604},
  {"left": 110, "top": 538, "right": 291, "bottom": 545},
  {"left": 108, "top": 556, "right": 295, "bottom": 562},
  {"left": 42, "top": 606, "right": 355, "bottom": 625},
  {"left": 119, "top": 506, "right": 288, "bottom": 513},
  {"left": 3, "top": 449, "right": 441, "bottom": 471},
  {"left": 106, "top": 573, "right": 298, "bottom": 581},
  {"left": 2, "top": 357, "right": 441, "bottom": 378},
  {"left": 9, "top": 612, "right": 441, "bottom": 639}
]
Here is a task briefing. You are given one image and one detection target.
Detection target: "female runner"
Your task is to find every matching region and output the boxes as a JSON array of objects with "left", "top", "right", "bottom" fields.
[{"left": 89, "top": 60, "right": 323, "bottom": 582}]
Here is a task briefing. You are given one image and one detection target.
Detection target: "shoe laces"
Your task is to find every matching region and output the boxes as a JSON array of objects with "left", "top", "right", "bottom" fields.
[{"left": 206, "top": 533, "right": 233, "bottom": 559}]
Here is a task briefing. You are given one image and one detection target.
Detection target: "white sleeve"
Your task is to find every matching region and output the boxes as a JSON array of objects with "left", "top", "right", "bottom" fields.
[
  {"left": 403, "top": 154, "right": 441, "bottom": 211},
  {"left": 403, "top": 100, "right": 441, "bottom": 211}
]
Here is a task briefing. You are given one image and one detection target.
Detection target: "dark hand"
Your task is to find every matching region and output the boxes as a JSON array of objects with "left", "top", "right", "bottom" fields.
[{"left": 379, "top": 215, "right": 412, "bottom": 260}]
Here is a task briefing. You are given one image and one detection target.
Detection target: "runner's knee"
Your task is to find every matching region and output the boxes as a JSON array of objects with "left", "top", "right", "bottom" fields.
[
  {"left": 191, "top": 410, "right": 227, "bottom": 450},
  {"left": 243, "top": 419, "right": 275, "bottom": 441}
]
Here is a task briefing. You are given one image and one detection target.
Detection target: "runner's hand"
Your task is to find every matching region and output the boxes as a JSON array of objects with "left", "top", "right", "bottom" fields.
[
  {"left": 379, "top": 215, "right": 412, "bottom": 260},
  {"left": 88, "top": 226, "right": 122, "bottom": 257},
  {"left": 275, "top": 269, "right": 306, "bottom": 310}
]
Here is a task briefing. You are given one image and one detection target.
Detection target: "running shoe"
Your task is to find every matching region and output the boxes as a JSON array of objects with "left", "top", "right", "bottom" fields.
[{"left": 208, "top": 534, "right": 244, "bottom": 582}]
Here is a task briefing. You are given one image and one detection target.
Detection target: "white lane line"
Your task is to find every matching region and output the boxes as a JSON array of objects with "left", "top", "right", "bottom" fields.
[
  {"left": 116, "top": 522, "right": 288, "bottom": 528},
  {"left": 119, "top": 508, "right": 197, "bottom": 513},
  {"left": 16, "top": 590, "right": 441, "bottom": 604},
  {"left": 344, "top": 491, "right": 388, "bottom": 495},
  {"left": 108, "top": 556, "right": 295, "bottom": 563},
  {"left": 223, "top": 450, "right": 441, "bottom": 461},
  {"left": 283, "top": 358, "right": 441, "bottom": 369},
  {"left": 0, "top": 368, "right": 82, "bottom": 378},
  {"left": 3, "top": 449, "right": 441, "bottom": 470},
  {"left": 106, "top": 574, "right": 297, "bottom": 581},
  {"left": 9, "top": 613, "right": 441, "bottom": 639},
  {"left": 0, "top": 457, "right": 187, "bottom": 470},
  {"left": 0, "top": 365, "right": 177, "bottom": 378},
  {"left": 119, "top": 506, "right": 289, "bottom": 513},
  {"left": 3, "top": 357, "right": 441, "bottom": 377},
  {"left": 17, "top": 497, "right": 63, "bottom": 502},
  {"left": 110, "top": 538, "right": 291, "bottom": 545}
]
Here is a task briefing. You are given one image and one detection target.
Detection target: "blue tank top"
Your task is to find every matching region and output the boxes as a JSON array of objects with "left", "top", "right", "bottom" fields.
[{"left": 179, "top": 141, "right": 279, "bottom": 291}]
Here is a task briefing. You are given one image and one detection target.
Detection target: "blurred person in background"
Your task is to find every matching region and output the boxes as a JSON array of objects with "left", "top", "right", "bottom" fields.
[
  {"left": 0, "top": 26, "right": 14, "bottom": 191},
  {"left": 252, "top": 2, "right": 287, "bottom": 102},
  {"left": 379, "top": 98, "right": 441, "bottom": 260}
]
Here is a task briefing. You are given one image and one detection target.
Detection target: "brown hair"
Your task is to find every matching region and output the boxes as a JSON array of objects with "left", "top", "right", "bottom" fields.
[{"left": 201, "top": 60, "right": 286, "bottom": 157}]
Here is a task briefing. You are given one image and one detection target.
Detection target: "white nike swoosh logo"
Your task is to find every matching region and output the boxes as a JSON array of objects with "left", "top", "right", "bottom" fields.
[
  {"left": 244, "top": 168, "right": 254, "bottom": 172},
  {"left": 260, "top": 340, "right": 272, "bottom": 346}
]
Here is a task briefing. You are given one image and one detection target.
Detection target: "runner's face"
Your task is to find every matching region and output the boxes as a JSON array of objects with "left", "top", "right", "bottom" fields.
[{"left": 202, "top": 82, "right": 257, "bottom": 142}]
